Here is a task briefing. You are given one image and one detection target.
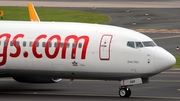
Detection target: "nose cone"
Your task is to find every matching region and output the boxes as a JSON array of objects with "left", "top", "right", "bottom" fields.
[{"left": 155, "top": 47, "right": 176, "bottom": 72}]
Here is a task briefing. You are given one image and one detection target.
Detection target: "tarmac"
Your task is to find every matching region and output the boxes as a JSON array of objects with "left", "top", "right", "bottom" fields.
[
  {"left": 0, "top": 70, "right": 180, "bottom": 101},
  {"left": 54, "top": 7, "right": 180, "bottom": 30},
  {"left": 1, "top": 1, "right": 180, "bottom": 30},
  {"left": 1, "top": 0, "right": 180, "bottom": 8}
]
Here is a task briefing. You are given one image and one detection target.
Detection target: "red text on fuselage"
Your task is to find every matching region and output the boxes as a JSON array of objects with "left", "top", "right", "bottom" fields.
[{"left": 0, "top": 33, "right": 89, "bottom": 66}]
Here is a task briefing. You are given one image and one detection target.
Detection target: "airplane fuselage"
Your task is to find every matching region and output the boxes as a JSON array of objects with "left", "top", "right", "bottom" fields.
[{"left": 0, "top": 21, "right": 175, "bottom": 81}]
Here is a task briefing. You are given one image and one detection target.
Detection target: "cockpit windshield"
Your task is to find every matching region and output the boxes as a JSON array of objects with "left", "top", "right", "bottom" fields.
[
  {"left": 127, "top": 41, "right": 135, "bottom": 48},
  {"left": 127, "top": 41, "right": 143, "bottom": 48},
  {"left": 127, "top": 41, "right": 156, "bottom": 49},
  {"left": 136, "top": 42, "right": 143, "bottom": 48},
  {"left": 142, "top": 41, "right": 156, "bottom": 47}
]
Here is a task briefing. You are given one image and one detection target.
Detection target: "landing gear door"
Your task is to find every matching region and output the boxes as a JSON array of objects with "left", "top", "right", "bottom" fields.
[{"left": 99, "top": 34, "right": 113, "bottom": 60}]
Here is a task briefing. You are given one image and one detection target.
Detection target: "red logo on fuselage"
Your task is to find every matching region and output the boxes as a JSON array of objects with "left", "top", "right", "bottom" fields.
[{"left": 0, "top": 33, "right": 89, "bottom": 66}]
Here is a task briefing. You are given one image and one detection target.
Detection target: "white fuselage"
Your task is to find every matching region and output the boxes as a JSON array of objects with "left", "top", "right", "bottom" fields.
[{"left": 0, "top": 21, "right": 176, "bottom": 80}]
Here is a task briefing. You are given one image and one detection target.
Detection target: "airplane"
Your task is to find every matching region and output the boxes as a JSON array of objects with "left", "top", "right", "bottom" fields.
[{"left": 0, "top": 2, "right": 176, "bottom": 98}]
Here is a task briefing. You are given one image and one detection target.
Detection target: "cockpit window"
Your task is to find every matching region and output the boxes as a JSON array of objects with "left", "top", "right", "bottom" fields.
[
  {"left": 143, "top": 41, "right": 156, "bottom": 47},
  {"left": 127, "top": 41, "right": 135, "bottom": 48},
  {"left": 136, "top": 42, "right": 143, "bottom": 48}
]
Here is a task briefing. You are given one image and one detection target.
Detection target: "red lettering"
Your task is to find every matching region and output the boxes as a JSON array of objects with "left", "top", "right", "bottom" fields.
[
  {"left": 32, "top": 34, "right": 47, "bottom": 58},
  {"left": 0, "top": 33, "right": 89, "bottom": 66},
  {"left": 0, "top": 33, "right": 11, "bottom": 66},
  {"left": 62, "top": 35, "right": 89, "bottom": 59},
  {"left": 10, "top": 34, "right": 24, "bottom": 57},
  {"left": 45, "top": 35, "right": 61, "bottom": 59}
]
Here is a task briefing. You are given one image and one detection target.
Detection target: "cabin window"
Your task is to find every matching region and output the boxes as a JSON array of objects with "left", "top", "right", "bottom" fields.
[
  {"left": 48, "top": 42, "right": 52, "bottom": 47},
  {"left": 72, "top": 43, "right": 76, "bottom": 48},
  {"left": 4, "top": 41, "right": 8, "bottom": 46},
  {"left": 36, "top": 42, "right": 39, "bottom": 47},
  {"left": 42, "top": 42, "right": 46, "bottom": 47},
  {"left": 29, "top": 41, "right": 33, "bottom": 47},
  {"left": 10, "top": 41, "right": 20, "bottom": 46},
  {"left": 127, "top": 41, "right": 135, "bottom": 48},
  {"left": 16, "top": 41, "right": 20, "bottom": 46},
  {"left": 136, "top": 42, "right": 143, "bottom": 48},
  {"left": 66, "top": 43, "right": 70, "bottom": 48},
  {"left": 23, "top": 41, "right": 26, "bottom": 47},
  {"left": 78, "top": 43, "right": 82, "bottom": 48},
  {"left": 60, "top": 42, "right": 64, "bottom": 48},
  {"left": 10, "top": 41, "right": 13, "bottom": 46},
  {"left": 54, "top": 42, "right": 57, "bottom": 47}
]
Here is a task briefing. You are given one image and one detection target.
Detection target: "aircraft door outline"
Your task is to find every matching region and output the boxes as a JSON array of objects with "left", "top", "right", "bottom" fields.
[{"left": 99, "top": 34, "right": 113, "bottom": 60}]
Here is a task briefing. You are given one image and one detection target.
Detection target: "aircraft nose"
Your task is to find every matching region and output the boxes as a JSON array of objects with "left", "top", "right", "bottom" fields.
[{"left": 154, "top": 47, "right": 176, "bottom": 72}]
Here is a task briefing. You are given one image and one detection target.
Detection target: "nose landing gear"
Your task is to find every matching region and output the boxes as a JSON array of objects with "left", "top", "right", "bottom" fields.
[
  {"left": 119, "top": 86, "right": 131, "bottom": 98},
  {"left": 119, "top": 78, "right": 148, "bottom": 98}
]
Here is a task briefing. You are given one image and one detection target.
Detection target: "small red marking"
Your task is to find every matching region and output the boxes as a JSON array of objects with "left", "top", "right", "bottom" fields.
[{"left": 23, "top": 51, "right": 28, "bottom": 58}]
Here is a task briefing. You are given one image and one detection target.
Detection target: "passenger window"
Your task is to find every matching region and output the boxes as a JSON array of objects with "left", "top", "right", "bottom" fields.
[
  {"left": 10, "top": 41, "right": 13, "bottom": 46},
  {"left": 4, "top": 41, "right": 8, "bottom": 46},
  {"left": 127, "top": 41, "right": 135, "bottom": 48},
  {"left": 16, "top": 41, "right": 20, "bottom": 46},
  {"left": 78, "top": 43, "right": 82, "bottom": 48},
  {"left": 60, "top": 42, "right": 64, "bottom": 48},
  {"left": 72, "top": 43, "right": 76, "bottom": 48},
  {"left": 10, "top": 41, "right": 20, "bottom": 46},
  {"left": 29, "top": 41, "right": 33, "bottom": 47},
  {"left": 66, "top": 43, "right": 70, "bottom": 48},
  {"left": 136, "top": 42, "right": 143, "bottom": 48},
  {"left": 54, "top": 42, "right": 57, "bottom": 47},
  {"left": 42, "top": 42, "right": 46, "bottom": 47},
  {"left": 48, "top": 42, "right": 52, "bottom": 47},
  {"left": 36, "top": 42, "right": 39, "bottom": 47},
  {"left": 23, "top": 41, "right": 26, "bottom": 47}
]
